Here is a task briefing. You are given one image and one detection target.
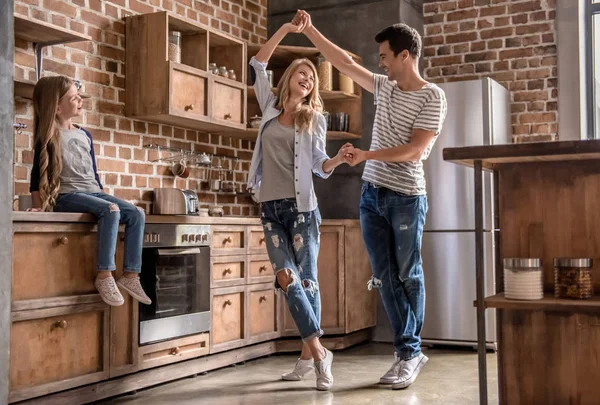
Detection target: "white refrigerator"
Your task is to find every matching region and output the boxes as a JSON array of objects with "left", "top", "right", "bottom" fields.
[{"left": 373, "top": 78, "right": 511, "bottom": 349}]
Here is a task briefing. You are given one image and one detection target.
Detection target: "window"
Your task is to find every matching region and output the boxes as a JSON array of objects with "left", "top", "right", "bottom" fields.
[{"left": 589, "top": 1, "right": 600, "bottom": 138}]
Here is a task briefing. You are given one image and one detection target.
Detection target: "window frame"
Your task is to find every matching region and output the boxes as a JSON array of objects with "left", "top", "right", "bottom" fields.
[{"left": 588, "top": 1, "right": 600, "bottom": 139}]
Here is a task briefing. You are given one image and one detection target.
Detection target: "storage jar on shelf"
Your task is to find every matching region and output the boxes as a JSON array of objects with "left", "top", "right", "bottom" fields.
[
  {"left": 168, "top": 30, "right": 181, "bottom": 63},
  {"left": 503, "top": 258, "right": 543, "bottom": 300},
  {"left": 554, "top": 258, "right": 594, "bottom": 299},
  {"left": 317, "top": 54, "right": 332, "bottom": 91}
]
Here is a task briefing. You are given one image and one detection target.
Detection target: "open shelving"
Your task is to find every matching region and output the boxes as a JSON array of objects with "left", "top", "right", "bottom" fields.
[{"left": 13, "top": 15, "right": 92, "bottom": 100}]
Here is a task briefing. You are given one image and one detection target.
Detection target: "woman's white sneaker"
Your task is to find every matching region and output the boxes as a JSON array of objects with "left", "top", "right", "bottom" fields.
[
  {"left": 314, "top": 349, "right": 334, "bottom": 391},
  {"left": 281, "top": 358, "right": 314, "bottom": 381}
]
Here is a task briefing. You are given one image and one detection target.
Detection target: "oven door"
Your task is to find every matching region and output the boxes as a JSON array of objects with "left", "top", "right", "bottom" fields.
[{"left": 139, "top": 247, "right": 211, "bottom": 345}]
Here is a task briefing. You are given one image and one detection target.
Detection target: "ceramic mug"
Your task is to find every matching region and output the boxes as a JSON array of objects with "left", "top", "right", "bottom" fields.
[
  {"left": 14, "top": 194, "right": 32, "bottom": 211},
  {"left": 172, "top": 160, "right": 190, "bottom": 178}
]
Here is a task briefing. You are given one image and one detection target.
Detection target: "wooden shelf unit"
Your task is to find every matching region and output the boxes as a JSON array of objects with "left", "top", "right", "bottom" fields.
[
  {"left": 13, "top": 16, "right": 91, "bottom": 100},
  {"left": 444, "top": 142, "right": 600, "bottom": 405},
  {"left": 14, "top": 15, "right": 91, "bottom": 45},
  {"left": 125, "top": 11, "right": 247, "bottom": 133},
  {"left": 484, "top": 293, "right": 600, "bottom": 313},
  {"left": 216, "top": 45, "right": 364, "bottom": 141}
]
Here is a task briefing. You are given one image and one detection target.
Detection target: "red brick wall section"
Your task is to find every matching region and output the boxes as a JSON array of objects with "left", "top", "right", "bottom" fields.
[
  {"left": 422, "top": 0, "right": 558, "bottom": 143},
  {"left": 13, "top": 0, "right": 267, "bottom": 215}
]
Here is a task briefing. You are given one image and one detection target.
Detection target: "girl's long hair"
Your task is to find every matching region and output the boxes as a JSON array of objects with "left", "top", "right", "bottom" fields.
[
  {"left": 33, "top": 76, "right": 72, "bottom": 211},
  {"left": 275, "top": 58, "right": 323, "bottom": 134}
]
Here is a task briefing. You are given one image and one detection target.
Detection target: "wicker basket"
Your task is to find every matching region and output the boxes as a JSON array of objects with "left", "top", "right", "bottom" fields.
[{"left": 554, "top": 258, "right": 594, "bottom": 299}]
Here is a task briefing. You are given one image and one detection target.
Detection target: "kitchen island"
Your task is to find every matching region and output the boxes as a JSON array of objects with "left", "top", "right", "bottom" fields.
[{"left": 443, "top": 140, "right": 600, "bottom": 405}]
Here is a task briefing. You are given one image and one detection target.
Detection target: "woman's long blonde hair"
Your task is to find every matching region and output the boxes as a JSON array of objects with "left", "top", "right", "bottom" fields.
[
  {"left": 275, "top": 58, "right": 323, "bottom": 133},
  {"left": 33, "top": 76, "right": 72, "bottom": 211}
]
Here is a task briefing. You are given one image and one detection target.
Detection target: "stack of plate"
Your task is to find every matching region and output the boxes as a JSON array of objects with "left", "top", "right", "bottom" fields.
[{"left": 503, "top": 258, "right": 544, "bottom": 300}]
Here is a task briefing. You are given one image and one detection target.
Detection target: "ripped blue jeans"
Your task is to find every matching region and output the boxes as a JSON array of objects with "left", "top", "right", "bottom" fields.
[
  {"left": 261, "top": 199, "right": 323, "bottom": 341},
  {"left": 360, "top": 182, "right": 427, "bottom": 360},
  {"left": 54, "top": 192, "right": 146, "bottom": 272}
]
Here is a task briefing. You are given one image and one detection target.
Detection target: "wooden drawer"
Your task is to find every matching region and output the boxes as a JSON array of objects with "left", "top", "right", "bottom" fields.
[
  {"left": 138, "top": 333, "right": 209, "bottom": 370},
  {"left": 211, "top": 226, "right": 245, "bottom": 256},
  {"left": 211, "top": 80, "right": 244, "bottom": 125},
  {"left": 13, "top": 229, "right": 97, "bottom": 301},
  {"left": 248, "top": 226, "right": 267, "bottom": 254},
  {"left": 170, "top": 64, "right": 208, "bottom": 119},
  {"left": 211, "top": 255, "right": 245, "bottom": 288},
  {"left": 248, "top": 254, "right": 274, "bottom": 285},
  {"left": 210, "top": 286, "right": 245, "bottom": 352},
  {"left": 248, "top": 286, "right": 276, "bottom": 339},
  {"left": 9, "top": 303, "right": 109, "bottom": 403}
]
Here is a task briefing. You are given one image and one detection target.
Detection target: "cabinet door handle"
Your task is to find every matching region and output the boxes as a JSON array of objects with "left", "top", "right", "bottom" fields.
[
  {"left": 224, "top": 299, "right": 232, "bottom": 307},
  {"left": 259, "top": 295, "right": 267, "bottom": 303},
  {"left": 58, "top": 236, "right": 69, "bottom": 245},
  {"left": 259, "top": 265, "right": 267, "bottom": 272},
  {"left": 223, "top": 268, "right": 232, "bottom": 276},
  {"left": 224, "top": 113, "right": 232, "bottom": 120},
  {"left": 222, "top": 236, "right": 232, "bottom": 245},
  {"left": 55, "top": 320, "right": 68, "bottom": 329},
  {"left": 185, "top": 104, "right": 194, "bottom": 111},
  {"left": 259, "top": 237, "right": 265, "bottom": 245},
  {"left": 170, "top": 347, "right": 180, "bottom": 355}
]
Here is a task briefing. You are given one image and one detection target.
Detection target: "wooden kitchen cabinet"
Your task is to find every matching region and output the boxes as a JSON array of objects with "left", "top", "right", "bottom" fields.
[
  {"left": 12, "top": 225, "right": 97, "bottom": 301},
  {"left": 9, "top": 216, "right": 374, "bottom": 404},
  {"left": 247, "top": 254, "right": 274, "bottom": 285},
  {"left": 138, "top": 333, "right": 209, "bottom": 370},
  {"left": 211, "top": 225, "right": 246, "bottom": 256},
  {"left": 9, "top": 303, "right": 110, "bottom": 403},
  {"left": 210, "top": 285, "right": 246, "bottom": 353},
  {"left": 280, "top": 223, "right": 376, "bottom": 336},
  {"left": 125, "top": 11, "right": 246, "bottom": 133},
  {"left": 211, "top": 254, "right": 246, "bottom": 288}
]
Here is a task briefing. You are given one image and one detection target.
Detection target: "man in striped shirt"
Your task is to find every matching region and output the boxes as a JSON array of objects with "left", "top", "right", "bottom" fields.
[{"left": 294, "top": 11, "right": 447, "bottom": 389}]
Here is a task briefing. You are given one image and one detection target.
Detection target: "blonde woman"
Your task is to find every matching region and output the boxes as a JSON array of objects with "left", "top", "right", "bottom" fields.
[
  {"left": 28, "top": 76, "right": 151, "bottom": 308},
  {"left": 246, "top": 21, "right": 349, "bottom": 390}
]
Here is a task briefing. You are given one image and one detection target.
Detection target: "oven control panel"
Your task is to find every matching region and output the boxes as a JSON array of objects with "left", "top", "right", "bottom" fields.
[{"left": 142, "top": 224, "right": 211, "bottom": 247}]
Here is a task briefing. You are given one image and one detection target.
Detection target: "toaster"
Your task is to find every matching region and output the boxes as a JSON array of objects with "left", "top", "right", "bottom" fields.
[{"left": 152, "top": 188, "right": 199, "bottom": 215}]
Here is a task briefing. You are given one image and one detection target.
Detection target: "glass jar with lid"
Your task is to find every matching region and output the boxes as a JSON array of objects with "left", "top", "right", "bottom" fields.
[
  {"left": 218, "top": 66, "right": 228, "bottom": 78},
  {"left": 554, "top": 258, "right": 594, "bottom": 299},
  {"left": 227, "top": 69, "right": 237, "bottom": 81},
  {"left": 503, "top": 258, "right": 543, "bottom": 300},
  {"left": 168, "top": 30, "right": 181, "bottom": 63},
  {"left": 208, "top": 63, "right": 218, "bottom": 74}
]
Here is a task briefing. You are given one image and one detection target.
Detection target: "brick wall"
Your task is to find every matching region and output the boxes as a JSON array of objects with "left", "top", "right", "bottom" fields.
[
  {"left": 422, "top": 0, "right": 558, "bottom": 143},
  {"left": 13, "top": 0, "right": 267, "bottom": 215}
]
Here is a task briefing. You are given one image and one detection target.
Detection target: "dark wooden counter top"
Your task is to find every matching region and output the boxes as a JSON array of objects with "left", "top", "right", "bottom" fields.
[
  {"left": 443, "top": 139, "right": 600, "bottom": 170},
  {"left": 11, "top": 212, "right": 359, "bottom": 227}
]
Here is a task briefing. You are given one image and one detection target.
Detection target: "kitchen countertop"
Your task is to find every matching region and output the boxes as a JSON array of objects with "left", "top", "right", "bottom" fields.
[{"left": 11, "top": 212, "right": 359, "bottom": 227}]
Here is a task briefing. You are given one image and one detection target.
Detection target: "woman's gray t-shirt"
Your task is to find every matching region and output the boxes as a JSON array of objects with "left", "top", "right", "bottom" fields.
[{"left": 258, "top": 118, "right": 297, "bottom": 202}]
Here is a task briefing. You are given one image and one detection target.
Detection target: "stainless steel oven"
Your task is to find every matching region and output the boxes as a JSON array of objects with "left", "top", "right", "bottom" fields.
[{"left": 139, "top": 223, "right": 211, "bottom": 345}]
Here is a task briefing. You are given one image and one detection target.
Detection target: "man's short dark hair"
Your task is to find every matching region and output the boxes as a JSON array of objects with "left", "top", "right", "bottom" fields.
[{"left": 375, "top": 23, "right": 422, "bottom": 59}]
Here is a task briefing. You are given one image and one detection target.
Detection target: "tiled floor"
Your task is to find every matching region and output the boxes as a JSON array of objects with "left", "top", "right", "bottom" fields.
[{"left": 99, "top": 343, "right": 498, "bottom": 405}]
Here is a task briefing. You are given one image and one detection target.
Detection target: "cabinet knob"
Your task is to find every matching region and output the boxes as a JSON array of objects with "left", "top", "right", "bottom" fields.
[
  {"left": 223, "top": 268, "right": 232, "bottom": 276},
  {"left": 222, "top": 236, "right": 232, "bottom": 245},
  {"left": 185, "top": 104, "right": 194, "bottom": 111},
  {"left": 259, "top": 237, "right": 265, "bottom": 245},
  {"left": 171, "top": 347, "right": 180, "bottom": 355},
  {"left": 55, "top": 320, "right": 68, "bottom": 329},
  {"left": 58, "top": 236, "right": 68, "bottom": 245},
  {"left": 259, "top": 295, "right": 267, "bottom": 303},
  {"left": 224, "top": 113, "right": 232, "bottom": 120},
  {"left": 259, "top": 265, "right": 268, "bottom": 272},
  {"left": 224, "top": 299, "right": 232, "bottom": 307}
]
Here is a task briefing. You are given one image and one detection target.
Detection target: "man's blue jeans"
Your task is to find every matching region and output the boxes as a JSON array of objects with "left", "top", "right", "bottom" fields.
[{"left": 360, "top": 182, "right": 427, "bottom": 360}]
